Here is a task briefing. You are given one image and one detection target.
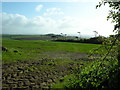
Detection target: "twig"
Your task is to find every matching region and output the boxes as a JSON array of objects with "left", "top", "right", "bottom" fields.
[{"left": 102, "top": 33, "right": 120, "bottom": 61}]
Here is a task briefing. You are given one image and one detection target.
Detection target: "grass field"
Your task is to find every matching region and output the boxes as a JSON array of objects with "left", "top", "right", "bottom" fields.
[
  {"left": 2, "top": 38, "right": 100, "bottom": 63},
  {"left": 2, "top": 35, "right": 101, "bottom": 89}
]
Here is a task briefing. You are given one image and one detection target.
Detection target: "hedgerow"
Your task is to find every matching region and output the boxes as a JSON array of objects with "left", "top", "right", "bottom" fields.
[{"left": 63, "top": 57, "right": 119, "bottom": 89}]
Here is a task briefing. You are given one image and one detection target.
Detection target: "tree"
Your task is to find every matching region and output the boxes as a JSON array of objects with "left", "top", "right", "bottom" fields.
[
  {"left": 75, "top": 36, "right": 79, "bottom": 40},
  {"left": 64, "top": 34, "right": 67, "bottom": 39},
  {"left": 60, "top": 33, "right": 63, "bottom": 36},
  {"left": 96, "top": 0, "right": 120, "bottom": 66},
  {"left": 77, "top": 32, "right": 81, "bottom": 39},
  {"left": 93, "top": 31, "right": 98, "bottom": 37},
  {"left": 51, "top": 35, "right": 57, "bottom": 40}
]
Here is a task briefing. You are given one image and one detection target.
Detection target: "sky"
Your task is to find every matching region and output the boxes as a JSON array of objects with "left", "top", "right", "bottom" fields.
[{"left": 1, "top": 1, "right": 115, "bottom": 37}]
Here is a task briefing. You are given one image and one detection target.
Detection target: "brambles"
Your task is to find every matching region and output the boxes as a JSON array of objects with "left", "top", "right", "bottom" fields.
[{"left": 52, "top": 56, "right": 119, "bottom": 88}]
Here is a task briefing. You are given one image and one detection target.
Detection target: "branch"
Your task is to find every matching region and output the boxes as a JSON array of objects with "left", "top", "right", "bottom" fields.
[{"left": 102, "top": 33, "right": 120, "bottom": 61}]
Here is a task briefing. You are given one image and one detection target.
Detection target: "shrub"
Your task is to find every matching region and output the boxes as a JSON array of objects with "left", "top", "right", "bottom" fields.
[{"left": 63, "top": 58, "right": 119, "bottom": 89}]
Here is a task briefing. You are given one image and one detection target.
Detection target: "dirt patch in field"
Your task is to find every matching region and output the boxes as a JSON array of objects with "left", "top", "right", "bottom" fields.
[
  {"left": 41, "top": 52, "right": 93, "bottom": 61},
  {"left": 2, "top": 51, "right": 99, "bottom": 89},
  {"left": 2, "top": 56, "right": 85, "bottom": 89},
  {"left": 14, "top": 37, "right": 52, "bottom": 40}
]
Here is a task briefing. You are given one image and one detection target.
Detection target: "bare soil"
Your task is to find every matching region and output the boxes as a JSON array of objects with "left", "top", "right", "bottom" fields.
[
  {"left": 2, "top": 52, "right": 90, "bottom": 89},
  {"left": 14, "top": 37, "right": 53, "bottom": 40}
]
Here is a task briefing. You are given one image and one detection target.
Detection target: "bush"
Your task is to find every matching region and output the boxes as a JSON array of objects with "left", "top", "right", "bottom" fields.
[
  {"left": 52, "top": 58, "right": 119, "bottom": 89},
  {"left": 53, "top": 37, "right": 104, "bottom": 44},
  {"left": 64, "top": 58, "right": 119, "bottom": 88}
]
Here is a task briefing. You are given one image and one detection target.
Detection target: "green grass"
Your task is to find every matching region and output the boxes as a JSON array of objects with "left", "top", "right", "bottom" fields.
[
  {"left": 2, "top": 35, "right": 43, "bottom": 39},
  {"left": 2, "top": 38, "right": 100, "bottom": 63}
]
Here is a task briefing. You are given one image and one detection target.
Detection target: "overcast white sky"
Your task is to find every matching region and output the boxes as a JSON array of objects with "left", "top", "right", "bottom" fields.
[{"left": 1, "top": 1, "right": 116, "bottom": 37}]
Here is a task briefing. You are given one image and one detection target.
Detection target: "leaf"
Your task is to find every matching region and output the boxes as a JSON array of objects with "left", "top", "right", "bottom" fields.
[{"left": 96, "top": 5, "right": 99, "bottom": 9}]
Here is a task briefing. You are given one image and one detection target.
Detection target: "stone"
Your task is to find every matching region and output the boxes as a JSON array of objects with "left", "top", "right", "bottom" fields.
[
  {"left": 24, "top": 80, "right": 30, "bottom": 86},
  {"left": 40, "top": 82, "right": 46, "bottom": 87},
  {"left": 9, "top": 84, "right": 17, "bottom": 88},
  {"left": 47, "top": 79, "right": 53, "bottom": 83},
  {"left": 2, "top": 47, "right": 8, "bottom": 51},
  {"left": 18, "top": 81, "right": 24, "bottom": 87}
]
